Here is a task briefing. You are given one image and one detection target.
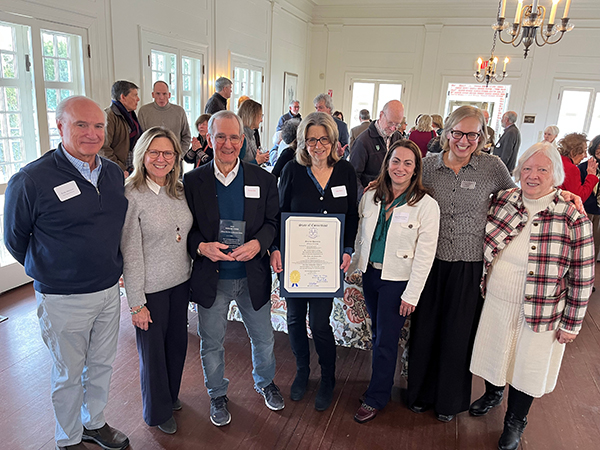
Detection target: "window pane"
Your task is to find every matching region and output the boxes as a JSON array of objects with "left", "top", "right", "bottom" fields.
[
  {"left": 10, "top": 139, "right": 22, "bottom": 160},
  {"left": 5, "top": 87, "right": 19, "bottom": 111},
  {"left": 183, "top": 58, "right": 190, "bottom": 75},
  {"left": 60, "top": 89, "right": 73, "bottom": 102},
  {"left": 556, "top": 90, "right": 591, "bottom": 138},
  {"left": 9, "top": 113, "right": 20, "bottom": 136},
  {"left": 42, "top": 33, "right": 55, "bottom": 56},
  {"left": 58, "top": 59, "right": 71, "bottom": 82},
  {"left": 56, "top": 35, "right": 69, "bottom": 58},
  {"left": 44, "top": 58, "right": 56, "bottom": 81},
  {"left": 46, "top": 89, "right": 58, "bottom": 111},
  {"left": 350, "top": 82, "right": 375, "bottom": 129},
  {"left": 376, "top": 83, "right": 402, "bottom": 118},
  {"left": 0, "top": 25, "right": 14, "bottom": 52},
  {"left": 183, "top": 75, "right": 190, "bottom": 91},
  {"left": 2, "top": 53, "right": 16, "bottom": 78},
  {"left": 588, "top": 93, "right": 600, "bottom": 140}
]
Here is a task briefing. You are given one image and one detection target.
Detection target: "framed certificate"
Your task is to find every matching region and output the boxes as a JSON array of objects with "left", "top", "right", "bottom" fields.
[{"left": 280, "top": 213, "right": 345, "bottom": 298}]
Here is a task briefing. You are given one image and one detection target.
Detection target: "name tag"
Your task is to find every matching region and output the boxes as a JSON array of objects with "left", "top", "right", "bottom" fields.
[
  {"left": 244, "top": 186, "right": 260, "bottom": 198},
  {"left": 461, "top": 180, "right": 476, "bottom": 190},
  {"left": 331, "top": 185, "right": 347, "bottom": 198},
  {"left": 54, "top": 180, "right": 81, "bottom": 202},
  {"left": 392, "top": 210, "right": 410, "bottom": 223}
]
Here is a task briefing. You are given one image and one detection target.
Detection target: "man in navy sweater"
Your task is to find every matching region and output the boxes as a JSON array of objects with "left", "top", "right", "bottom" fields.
[
  {"left": 4, "top": 96, "right": 129, "bottom": 450},
  {"left": 183, "top": 110, "right": 284, "bottom": 427}
]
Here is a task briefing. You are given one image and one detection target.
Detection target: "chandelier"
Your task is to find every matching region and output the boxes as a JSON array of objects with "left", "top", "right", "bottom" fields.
[
  {"left": 474, "top": 31, "right": 509, "bottom": 87},
  {"left": 492, "top": 0, "right": 574, "bottom": 58}
]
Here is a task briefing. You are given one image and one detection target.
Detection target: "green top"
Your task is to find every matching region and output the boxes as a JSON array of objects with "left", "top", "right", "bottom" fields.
[{"left": 368, "top": 193, "right": 407, "bottom": 265}]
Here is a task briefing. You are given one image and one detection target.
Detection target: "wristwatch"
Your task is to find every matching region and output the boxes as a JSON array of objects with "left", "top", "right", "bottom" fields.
[{"left": 196, "top": 243, "right": 204, "bottom": 258}]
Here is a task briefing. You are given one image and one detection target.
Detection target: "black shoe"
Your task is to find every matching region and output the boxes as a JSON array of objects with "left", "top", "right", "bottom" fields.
[
  {"left": 172, "top": 398, "right": 182, "bottom": 411},
  {"left": 256, "top": 381, "right": 285, "bottom": 411},
  {"left": 498, "top": 412, "right": 527, "bottom": 450},
  {"left": 290, "top": 370, "right": 309, "bottom": 401},
  {"left": 435, "top": 412, "right": 455, "bottom": 422},
  {"left": 157, "top": 416, "right": 177, "bottom": 434},
  {"left": 210, "top": 395, "right": 231, "bottom": 427},
  {"left": 315, "top": 377, "right": 335, "bottom": 411},
  {"left": 409, "top": 401, "right": 431, "bottom": 414},
  {"left": 469, "top": 390, "right": 504, "bottom": 416},
  {"left": 82, "top": 424, "right": 129, "bottom": 450}
]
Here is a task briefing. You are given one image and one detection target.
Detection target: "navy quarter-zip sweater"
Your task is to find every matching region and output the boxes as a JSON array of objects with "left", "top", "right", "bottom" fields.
[{"left": 3, "top": 145, "right": 128, "bottom": 294}]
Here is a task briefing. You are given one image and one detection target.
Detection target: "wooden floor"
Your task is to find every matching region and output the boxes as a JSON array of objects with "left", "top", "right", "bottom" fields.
[{"left": 1, "top": 281, "right": 600, "bottom": 450}]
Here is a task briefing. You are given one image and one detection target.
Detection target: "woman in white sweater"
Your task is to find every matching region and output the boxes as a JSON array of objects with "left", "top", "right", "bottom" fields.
[
  {"left": 121, "top": 127, "right": 193, "bottom": 435},
  {"left": 349, "top": 139, "right": 440, "bottom": 423}
]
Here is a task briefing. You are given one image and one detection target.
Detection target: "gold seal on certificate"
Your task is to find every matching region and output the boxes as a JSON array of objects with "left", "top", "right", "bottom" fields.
[{"left": 282, "top": 214, "right": 342, "bottom": 296}]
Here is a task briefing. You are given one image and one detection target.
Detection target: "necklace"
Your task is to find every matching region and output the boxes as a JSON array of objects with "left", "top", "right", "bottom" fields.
[{"left": 176, "top": 226, "right": 182, "bottom": 242}]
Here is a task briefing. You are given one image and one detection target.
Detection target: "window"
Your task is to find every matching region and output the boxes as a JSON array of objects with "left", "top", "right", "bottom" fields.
[
  {"left": 232, "top": 65, "right": 263, "bottom": 113},
  {"left": 556, "top": 89, "right": 599, "bottom": 140},
  {"left": 349, "top": 81, "right": 402, "bottom": 130},
  {"left": 151, "top": 49, "right": 177, "bottom": 103}
]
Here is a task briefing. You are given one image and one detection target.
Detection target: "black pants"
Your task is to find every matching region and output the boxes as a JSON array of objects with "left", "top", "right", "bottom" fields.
[
  {"left": 408, "top": 259, "right": 484, "bottom": 416},
  {"left": 136, "top": 280, "right": 190, "bottom": 426},
  {"left": 486, "top": 381, "right": 534, "bottom": 420},
  {"left": 362, "top": 266, "right": 408, "bottom": 410},
  {"left": 286, "top": 297, "right": 336, "bottom": 378}
]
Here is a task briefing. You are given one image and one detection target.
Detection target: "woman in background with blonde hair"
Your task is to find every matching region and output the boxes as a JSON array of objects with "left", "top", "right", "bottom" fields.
[
  {"left": 121, "top": 126, "right": 193, "bottom": 435},
  {"left": 238, "top": 99, "right": 270, "bottom": 165},
  {"left": 409, "top": 114, "right": 436, "bottom": 157}
]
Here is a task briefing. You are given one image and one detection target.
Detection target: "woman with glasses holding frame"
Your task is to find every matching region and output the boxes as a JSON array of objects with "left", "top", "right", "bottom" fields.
[
  {"left": 121, "top": 127, "right": 193, "bottom": 435},
  {"left": 270, "top": 112, "right": 359, "bottom": 412}
]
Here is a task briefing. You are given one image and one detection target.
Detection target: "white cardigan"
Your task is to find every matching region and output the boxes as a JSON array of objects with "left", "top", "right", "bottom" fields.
[{"left": 348, "top": 190, "right": 440, "bottom": 306}]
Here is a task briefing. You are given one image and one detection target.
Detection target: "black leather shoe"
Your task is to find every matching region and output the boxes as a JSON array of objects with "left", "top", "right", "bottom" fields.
[
  {"left": 57, "top": 443, "right": 90, "bottom": 450},
  {"left": 409, "top": 401, "right": 431, "bottom": 414},
  {"left": 435, "top": 412, "right": 455, "bottom": 422},
  {"left": 290, "top": 370, "right": 309, "bottom": 401},
  {"left": 315, "top": 377, "right": 335, "bottom": 411},
  {"left": 469, "top": 390, "right": 504, "bottom": 416},
  {"left": 498, "top": 412, "right": 527, "bottom": 450},
  {"left": 82, "top": 423, "right": 129, "bottom": 450}
]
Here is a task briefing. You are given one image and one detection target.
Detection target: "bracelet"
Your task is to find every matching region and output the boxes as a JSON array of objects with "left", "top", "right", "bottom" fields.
[{"left": 130, "top": 305, "right": 144, "bottom": 315}]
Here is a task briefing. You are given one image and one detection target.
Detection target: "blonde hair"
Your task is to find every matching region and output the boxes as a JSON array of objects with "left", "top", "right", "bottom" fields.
[
  {"left": 126, "top": 127, "right": 184, "bottom": 199},
  {"left": 238, "top": 99, "right": 262, "bottom": 129},
  {"left": 440, "top": 106, "right": 487, "bottom": 156},
  {"left": 296, "top": 112, "right": 339, "bottom": 167},
  {"left": 416, "top": 114, "right": 432, "bottom": 132}
]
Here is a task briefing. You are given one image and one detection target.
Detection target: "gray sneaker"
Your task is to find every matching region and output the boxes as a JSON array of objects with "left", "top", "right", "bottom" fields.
[
  {"left": 210, "top": 395, "right": 231, "bottom": 427},
  {"left": 256, "top": 382, "right": 285, "bottom": 411}
]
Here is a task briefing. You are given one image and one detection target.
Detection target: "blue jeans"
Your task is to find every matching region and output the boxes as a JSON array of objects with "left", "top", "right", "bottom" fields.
[{"left": 196, "top": 278, "right": 276, "bottom": 398}]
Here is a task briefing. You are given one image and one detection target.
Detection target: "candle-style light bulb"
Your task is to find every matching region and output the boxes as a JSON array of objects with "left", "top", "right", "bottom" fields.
[
  {"left": 503, "top": 57, "right": 509, "bottom": 72},
  {"left": 563, "top": 0, "right": 572, "bottom": 18},
  {"left": 514, "top": 0, "right": 524, "bottom": 23},
  {"left": 500, "top": 0, "right": 507, "bottom": 18}
]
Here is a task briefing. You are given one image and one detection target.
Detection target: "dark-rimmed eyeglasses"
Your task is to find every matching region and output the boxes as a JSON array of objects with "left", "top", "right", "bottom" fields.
[
  {"left": 449, "top": 130, "right": 481, "bottom": 142},
  {"left": 306, "top": 137, "right": 331, "bottom": 147}
]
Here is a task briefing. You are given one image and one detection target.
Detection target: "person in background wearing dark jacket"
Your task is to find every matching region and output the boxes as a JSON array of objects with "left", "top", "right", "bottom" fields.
[
  {"left": 313, "top": 93, "right": 350, "bottom": 158},
  {"left": 184, "top": 114, "right": 212, "bottom": 167},
  {"left": 204, "top": 77, "right": 232, "bottom": 114},
  {"left": 349, "top": 100, "right": 404, "bottom": 199},
  {"left": 100, "top": 80, "right": 141, "bottom": 175},
  {"left": 271, "top": 112, "right": 359, "bottom": 412},
  {"left": 276, "top": 100, "right": 301, "bottom": 132},
  {"left": 349, "top": 109, "right": 371, "bottom": 150},
  {"left": 579, "top": 134, "right": 600, "bottom": 261},
  {"left": 4, "top": 96, "right": 129, "bottom": 450},
  {"left": 494, "top": 111, "right": 521, "bottom": 174},
  {"left": 271, "top": 118, "right": 300, "bottom": 179}
]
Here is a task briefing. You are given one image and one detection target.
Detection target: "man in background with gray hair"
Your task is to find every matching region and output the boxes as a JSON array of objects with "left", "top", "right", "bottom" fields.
[
  {"left": 276, "top": 99, "right": 301, "bottom": 132},
  {"left": 494, "top": 110, "right": 521, "bottom": 174},
  {"left": 205, "top": 77, "right": 233, "bottom": 114},
  {"left": 314, "top": 93, "right": 349, "bottom": 157},
  {"left": 349, "top": 109, "right": 371, "bottom": 150}
]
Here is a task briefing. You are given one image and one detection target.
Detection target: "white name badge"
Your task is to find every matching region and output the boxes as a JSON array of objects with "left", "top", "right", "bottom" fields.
[
  {"left": 392, "top": 210, "right": 410, "bottom": 223},
  {"left": 244, "top": 185, "right": 260, "bottom": 198},
  {"left": 54, "top": 180, "right": 81, "bottom": 202},
  {"left": 331, "top": 185, "right": 348, "bottom": 198},
  {"left": 461, "top": 180, "right": 476, "bottom": 190}
]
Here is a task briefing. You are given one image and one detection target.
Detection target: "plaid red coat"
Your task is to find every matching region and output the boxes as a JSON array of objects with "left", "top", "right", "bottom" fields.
[{"left": 482, "top": 188, "right": 594, "bottom": 334}]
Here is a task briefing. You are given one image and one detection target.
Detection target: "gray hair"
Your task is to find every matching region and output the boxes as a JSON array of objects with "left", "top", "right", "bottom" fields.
[
  {"left": 215, "top": 77, "right": 232, "bottom": 93},
  {"left": 440, "top": 105, "right": 488, "bottom": 155},
  {"left": 289, "top": 99, "right": 299, "bottom": 107},
  {"left": 504, "top": 111, "right": 517, "bottom": 124},
  {"left": 111, "top": 80, "right": 139, "bottom": 101},
  {"left": 359, "top": 109, "right": 370, "bottom": 121},
  {"left": 207, "top": 110, "right": 244, "bottom": 137},
  {"left": 514, "top": 142, "right": 565, "bottom": 187},
  {"left": 544, "top": 125, "right": 559, "bottom": 136},
  {"left": 313, "top": 93, "right": 334, "bottom": 112}
]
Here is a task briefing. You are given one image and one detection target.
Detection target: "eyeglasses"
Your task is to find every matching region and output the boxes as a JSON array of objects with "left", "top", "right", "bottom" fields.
[
  {"left": 213, "top": 134, "right": 242, "bottom": 145},
  {"left": 146, "top": 150, "right": 176, "bottom": 160},
  {"left": 449, "top": 130, "right": 481, "bottom": 142},
  {"left": 306, "top": 137, "right": 331, "bottom": 147},
  {"left": 383, "top": 112, "right": 402, "bottom": 129}
]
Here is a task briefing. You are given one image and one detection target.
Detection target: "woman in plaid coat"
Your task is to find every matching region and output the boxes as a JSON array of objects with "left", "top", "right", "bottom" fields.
[{"left": 469, "top": 143, "right": 595, "bottom": 450}]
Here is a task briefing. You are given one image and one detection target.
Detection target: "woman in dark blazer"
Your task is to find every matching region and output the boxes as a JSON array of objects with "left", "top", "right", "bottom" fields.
[{"left": 270, "top": 112, "right": 359, "bottom": 412}]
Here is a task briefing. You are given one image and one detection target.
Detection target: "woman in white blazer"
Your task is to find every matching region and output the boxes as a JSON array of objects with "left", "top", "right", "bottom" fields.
[{"left": 349, "top": 139, "right": 440, "bottom": 423}]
